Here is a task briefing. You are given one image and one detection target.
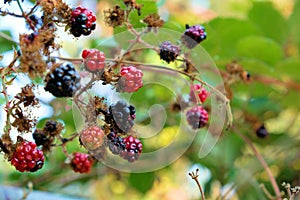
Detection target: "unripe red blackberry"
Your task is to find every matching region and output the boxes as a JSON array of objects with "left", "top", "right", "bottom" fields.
[
  {"left": 256, "top": 124, "right": 268, "bottom": 138},
  {"left": 80, "top": 126, "right": 105, "bottom": 150},
  {"left": 182, "top": 24, "right": 206, "bottom": 49},
  {"left": 189, "top": 84, "right": 209, "bottom": 103},
  {"left": 44, "top": 63, "right": 81, "bottom": 97},
  {"left": 82, "top": 49, "right": 105, "bottom": 72},
  {"left": 109, "top": 101, "right": 136, "bottom": 133},
  {"left": 120, "top": 135, "right": 142, "bottom": 162},
  {"left": 186, "top": 106, "right": 209, "bottom": 129},
  {"left": 70, "top": 6, "right": 96, "bottom": 37},
  {"left": 107, "top": 132, "right": 126, "bottom": 155},
  {"left": 159, "top": 41, "right": 181, "bottom": 63},
  {"left": 11, "top": 141, "right": 44, "bottom": 172},
  {"left": 71, "top": 152, "right": 94, "bottom": 173},
  {"left": 117, "top": 66, "right": 143, "bottom": 93}
]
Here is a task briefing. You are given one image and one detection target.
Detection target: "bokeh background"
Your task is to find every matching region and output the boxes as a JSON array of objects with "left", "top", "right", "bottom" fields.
[{"left": 0, "top": 0, "right": 300, "bottom": 199}]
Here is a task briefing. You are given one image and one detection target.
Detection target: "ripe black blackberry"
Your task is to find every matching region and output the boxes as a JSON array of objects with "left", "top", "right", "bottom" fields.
[
  {"left": 159, "top": 41, "right": 181, "bottom": 63},
  {"left": 32, "top": 129, "right": 49, "bottom": 146},
  {"left": 44, "top": 63, "right": 81, "bottom": 97},
  {"left": 70, "top": 7, "right": 96, "bottom": 37},
  {"left": 256, "top": 124, "right": 268, "bottom": 138},
  {"left": 107, "top": 132, "right": 125, "bottom": 155},
  {"left": 109, "top": 101, "right": 136, "bottom": 133},
  {"left": 182, "top": 24, "right": 207, "bottom": 49}
]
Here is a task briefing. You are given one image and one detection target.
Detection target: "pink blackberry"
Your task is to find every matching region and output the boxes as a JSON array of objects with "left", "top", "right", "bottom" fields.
[
  {"left": 109, "top": 101, "right": 136, "bottom": 133},
  {"left": 117, "top": 66, "right": 143, "bottom": 93},
  {"left": 107, "top": 132, "right": 126, "bottom": 155},
  {"left": 120, "top": 135, "right": 142, "bottom": 162},
  {"left": 70, "top": 6, "right": 96, "bottom": 37},
  {"left": 11, "top": 141, "right": 44, "bottom": 172},
  {"left": 80, "top": 126, "right": 105, "bottom": 150},
  {"left": 159, "top": 41, "right": 181, "bottom": 63},
  {"left": 82, "top": 49, "right": 106, "bottom": 72},
  {"left": 71, "top": 152, "right": 94, "bottom": 173},
  {"left": 186, "top": 106, "right": 209, "bottom": 129},
  {"left": 182, "top": 24, "right": 207, "bottom": 49},
  {"left": 189, "top": 84, "right": 209, "bottom": 103}
]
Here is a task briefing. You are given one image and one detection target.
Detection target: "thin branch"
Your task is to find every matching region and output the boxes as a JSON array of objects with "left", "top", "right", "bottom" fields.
[
  {"left": 0, "top": 32, "right": 19, "bottom": 44},
  {"left": 234, "top": 127, "right": 282, "bottom": 200},
  {"left": 189, "top": 168, "right": 206, "bottom": 200}
]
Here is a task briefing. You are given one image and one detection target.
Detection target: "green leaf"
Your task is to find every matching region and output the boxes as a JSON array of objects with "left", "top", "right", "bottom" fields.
[
  {"left": 203, "top": 18, "right": 261, "bottom": 58},
  {"left": 289, "top": 0, "right": 300, "bottom": 55},
  {"left": 0, "top": 31, "right": 15, "bottom": 53},
  {"left": 236, "top": 36, "right": 283, "bottom": 65},
  {"left": 248, "top": 2, "right": 288, "bottom": 44},
  {"left": 275, "top": 58, "right": 300, "bottom": 81},
  {"left": 129, "top": 172, "right": 155, "bottom": 193}
]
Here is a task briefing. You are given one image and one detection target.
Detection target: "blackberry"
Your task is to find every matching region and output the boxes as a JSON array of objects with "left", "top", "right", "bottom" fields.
[
  {"left": 182, "top": 24, "right": 207, "bottom": 49},
  {"left": 44, "top": 63, "right": 81, "bottom": 97},
  {"left": 107, "top": 132, "right": 125, "bottom": 155},
  {"left": 80, "top": 126, "right": 105, "bottom": 150},
  {"left": 32, "top": 129, "right": 48, "bottom": 146},
  {"left": 117, "top": 66, "right": 143, "bottom": 93},
  {"left": 186, "top": 106, "right": 209, "bottom": 129},
  {"left": 70, "top": 7, "right": 96, "bottom": 37},
  {"left": 82, "top": 49, "right": 106, "bottom": 72},
  {"left": 189, "top": 84, "right": 209, "bottom": 103},
  {"left": 120, "top": 135, "right": 142, "bottom": 162},
  {"left": 11, "top": 141, "right": 44, "bottom": 172},
  {"left": 109, "top": 101, "right": 135, "bottom": 133},
  {"left": 159, "top": 41, "right": 181, "bottom": 63},
  {"left": 71, "top": 152, "right": 94, "bottom": 173},
  {"left": 256, "top": 124, "right": 268, "bottom": 138}
]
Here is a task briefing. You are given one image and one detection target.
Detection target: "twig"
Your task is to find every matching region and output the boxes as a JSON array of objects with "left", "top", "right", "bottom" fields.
[
  {"left": 0, "top": 32, "right": 19, "bottom": 44},
  {"left": 234, "top": 127, "right": 282, "bottom": 200},
  {"left": 189, "top": 168, "right": 206, "bottom": 200}
]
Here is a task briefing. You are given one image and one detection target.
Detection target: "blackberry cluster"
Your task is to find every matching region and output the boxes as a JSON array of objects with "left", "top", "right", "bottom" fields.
[
  {"left": 109, "top": 101, "right": 136, "bottom": 133},
  {"left": 256, "top": 124, "right": 268, "bottom": 138},
  {"left": 44, "top": 63, "right": 81, "bottom": 97},
  {"left": 82, "top": 49, "right": 106, "bottom": 72},
  {"left": 11, "top": 141, "right": 44, "bottom": 172},
  {"left": 107, "top": 132, "right": 126, "bottom": 155},
  {"left": 189, "top": 84, "right": 209, "bottom": 103},
  {"left": 80, "top": 126, "right": 105, "bottom": 150},
  {"left": 70, "top": 6, "right": 96, "bottom": 37},
  {"left": 120, "top": 135, "right": 143, "bottom": 162},
  {"left": 71, "top": 152, "right": 94, "bottom": 173},
  {"left": 159, "top": 41, "right": 181, "bottom": 63},
  {"left": 182, "top": 24, "right": 207, "bottom": 49},
  {"left": 32, "top": 129, "right": 48, "bottom": 146},
  {"left": 117, "top": 66, "right": 143, "bottom": 93},
  {"left": 186, "top": 106, "right": 209, "bottom": 129}
]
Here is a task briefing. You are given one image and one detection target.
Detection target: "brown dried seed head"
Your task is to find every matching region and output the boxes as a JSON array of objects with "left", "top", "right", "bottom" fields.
[
  {"left": 143, "top": 13, "right": 164, "bottom": 28},
  {"left": 104, "top": 5, "right": 125, "bottom": 28}
]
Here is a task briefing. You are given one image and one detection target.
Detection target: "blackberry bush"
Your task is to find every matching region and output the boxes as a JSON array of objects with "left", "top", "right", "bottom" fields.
[{"left": 44, "top": 63, "right": 81, "bottom": 97}]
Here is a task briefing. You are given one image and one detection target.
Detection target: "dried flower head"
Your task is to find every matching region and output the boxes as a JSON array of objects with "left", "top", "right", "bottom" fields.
[
  {"left": 143, "top": 13, "right": 164, "bottom": 28},
  {"left": 104, "top": 5, "right": 125, "bottom": 28}
]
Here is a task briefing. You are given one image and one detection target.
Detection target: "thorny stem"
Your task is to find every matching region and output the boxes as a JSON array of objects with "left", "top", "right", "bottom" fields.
[
  {"left": 234, "top": 127, "right": 282, "bottom": 200},
  {"left": 189, "top": 169, "right": 206, "bottom": 200}
]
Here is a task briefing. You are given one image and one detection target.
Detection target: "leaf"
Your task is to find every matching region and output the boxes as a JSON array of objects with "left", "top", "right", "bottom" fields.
[
  {"left": 236, "top": 36, "right": 283, "bottom": 65},
  {"left": 129, "top": 172, "right": 155, "bottom": 193},
  {"left": 289, "top": 0, "right": 300, "bottom": 55},
  {"left": 275, "top": 58, "right": 300, "bottom": 81},
  {"left": 248, "top": 2, "right": 288, "bottom": 44},
  {"left": 203, "top": 18, "right": 261, "bottom": 58},
  {"left": 0, "top": 31, "right": 15, "bottom": 53}
]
